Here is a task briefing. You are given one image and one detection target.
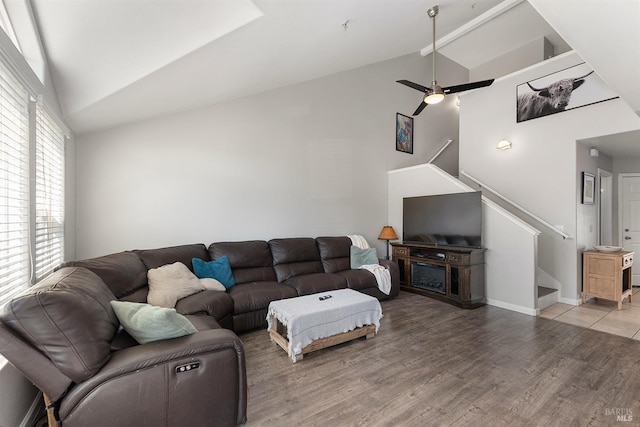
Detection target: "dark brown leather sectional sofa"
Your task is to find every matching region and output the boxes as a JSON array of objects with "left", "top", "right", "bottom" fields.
[{"left": 0, "top": 236, "right": 398, "bottom": 426}]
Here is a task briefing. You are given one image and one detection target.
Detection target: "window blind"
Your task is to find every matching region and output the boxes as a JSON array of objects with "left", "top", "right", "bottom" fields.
[
  {"left": 34, "top": 104, "right": 64, "bottom": 280},
  {"left": 0, "top": 60, "right": 30, "bottom": 308}
]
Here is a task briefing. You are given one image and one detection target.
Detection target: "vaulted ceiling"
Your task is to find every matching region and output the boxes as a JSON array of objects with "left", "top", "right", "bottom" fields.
[{"left": 28, "top": 0, "right": 640, "bottom": 155}]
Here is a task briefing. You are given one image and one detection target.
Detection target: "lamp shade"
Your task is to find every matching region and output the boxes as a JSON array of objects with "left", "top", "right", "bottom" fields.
[{"left": 378, "top": 226, "right": 398, "bottom": 241}]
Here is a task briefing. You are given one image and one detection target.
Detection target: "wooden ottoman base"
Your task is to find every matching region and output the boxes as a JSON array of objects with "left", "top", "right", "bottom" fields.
[{"left": 269, "top": 319, "right": 376, "bottom": 362}]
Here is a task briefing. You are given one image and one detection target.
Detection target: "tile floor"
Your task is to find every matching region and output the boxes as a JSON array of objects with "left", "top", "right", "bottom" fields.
[{"left": 540, "top": 287, "right": 640, "bottom": 340}]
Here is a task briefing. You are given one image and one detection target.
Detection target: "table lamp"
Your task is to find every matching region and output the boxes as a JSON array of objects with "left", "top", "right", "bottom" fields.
[{"left": 377, "top": 226, "right": 398, "bottom": 260}]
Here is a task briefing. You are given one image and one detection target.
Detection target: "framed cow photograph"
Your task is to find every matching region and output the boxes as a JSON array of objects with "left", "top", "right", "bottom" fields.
[{"left": 516, "top": 63, "right": 618, "bottom": 123}]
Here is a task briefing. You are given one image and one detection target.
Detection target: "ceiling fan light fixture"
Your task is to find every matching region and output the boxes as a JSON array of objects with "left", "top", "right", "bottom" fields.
[{"left": 424, "top": 84, "right": 445, "bottom": 104}]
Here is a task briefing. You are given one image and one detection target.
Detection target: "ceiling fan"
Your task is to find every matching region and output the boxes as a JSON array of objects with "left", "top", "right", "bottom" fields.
[{"left": 397, "top": 5, "right": 495, "bottom": 116}]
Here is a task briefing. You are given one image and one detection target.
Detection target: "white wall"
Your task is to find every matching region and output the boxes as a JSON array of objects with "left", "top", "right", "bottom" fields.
[
  {"left": 74, "top": 52, "right": 468, "bottom": 259},
  {"left": 459, "top": 51, "right": 640, "bottom": 303},
  {"left": 575, "top": 142, "right": 605, "bottom": 283},
  {"left": 470, "top": 37, "right": 554, "bottom": 82}
]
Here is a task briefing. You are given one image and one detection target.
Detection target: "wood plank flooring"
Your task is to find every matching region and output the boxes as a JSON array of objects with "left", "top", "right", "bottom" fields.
[{"left": 238, "top": 291, "right": 640, "bottom": 426}]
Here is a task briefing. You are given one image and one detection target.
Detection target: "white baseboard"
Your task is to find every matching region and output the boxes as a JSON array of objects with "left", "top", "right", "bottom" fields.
[
  {"left": 20, "top": 392, "right": 43, "bottom": 427},
  {"left": 486, "top": 298, "right": 538, "bottom": 316},
  {"left": 558, "top": 296, "right": 581, "bottom": 306}
]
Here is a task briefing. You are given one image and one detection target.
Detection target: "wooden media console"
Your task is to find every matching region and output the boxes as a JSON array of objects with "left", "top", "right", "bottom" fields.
[{"left": 392, "top": 243, "right": 486, "bottom": 309}]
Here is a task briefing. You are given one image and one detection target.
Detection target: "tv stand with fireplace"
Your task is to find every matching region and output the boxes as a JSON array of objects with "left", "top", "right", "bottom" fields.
[{"left": 391, "top": 243, "right": 486, "bottom": 309}]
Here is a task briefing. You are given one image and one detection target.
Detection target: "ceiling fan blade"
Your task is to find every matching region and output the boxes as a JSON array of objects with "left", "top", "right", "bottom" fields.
[
  {"left": 443, "top": 79, "right": 495, "bottom": 94},
  {"left": 397, "top": 80, "right": 430, "bottom": 93},
  {"left": 413, "top": 101, "right": 428, "bottom": 116}
]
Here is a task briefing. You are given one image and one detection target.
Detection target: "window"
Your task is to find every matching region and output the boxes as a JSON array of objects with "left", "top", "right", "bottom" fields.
[
  {"left": 0, "top": 60, "right": 30, "bottom": 307},
  {"left": 0, "top": 61, "right": 65, "bottom": 308},
  {"left": 34, "top": 104, "right": 64, "bottom": 280}
]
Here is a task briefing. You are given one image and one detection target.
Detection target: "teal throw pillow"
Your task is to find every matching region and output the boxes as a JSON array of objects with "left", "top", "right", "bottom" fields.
[
  {"left": 350, "top": 246, "right": 379, "bottom": 269},
  {"left": 192, "top": 256, "right": 236, "bottom": 289},
  {"left": 110, "top": 301, "right": 198, "bottom": 344}
]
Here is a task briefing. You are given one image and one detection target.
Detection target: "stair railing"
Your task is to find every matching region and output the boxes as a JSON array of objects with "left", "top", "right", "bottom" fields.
[{"left": 427, "top": 139, "right": 454, "bottom": 164}]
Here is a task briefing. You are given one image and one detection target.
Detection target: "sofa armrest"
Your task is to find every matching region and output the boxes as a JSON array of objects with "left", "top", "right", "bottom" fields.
[
  {"left": 377, "top": 258, "right": 400, "bottom": 297},
  {"left": 59, "top": 329, "right": 247, "bottom": 426},
  {"left": 175, "top": 289, "right": 233, "bottom": 321}
]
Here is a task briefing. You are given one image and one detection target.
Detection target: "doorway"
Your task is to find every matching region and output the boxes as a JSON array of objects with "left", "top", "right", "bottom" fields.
[
  {"left": 597, "top": 168, "right": 613, "bottom": 245},
  {"left": 619, "top": 173, "right": 640, "bottom": 285}
]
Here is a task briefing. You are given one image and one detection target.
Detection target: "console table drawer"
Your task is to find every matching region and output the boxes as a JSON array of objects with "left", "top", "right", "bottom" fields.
[{"left": 393, "top": 246, "right": 409, "bottom": 257}]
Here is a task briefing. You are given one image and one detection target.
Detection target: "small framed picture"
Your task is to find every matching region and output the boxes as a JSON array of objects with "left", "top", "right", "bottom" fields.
[
  {"left": 582, "top": 172, "right": 595, "bottom": 204},
  {"left": 396, "top": 113, "right": 413, "bottom": 154}
]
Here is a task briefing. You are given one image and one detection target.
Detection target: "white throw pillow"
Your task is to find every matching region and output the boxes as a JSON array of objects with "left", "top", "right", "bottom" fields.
[
  {"left": 200, "top": 278, "right": 226, "bottom": 292},
  {"left": 147, "top": 262, "right": 205, "bottom": 308},
  {"left": 111, "top": 301, "right": 198, "bottom": 344}
]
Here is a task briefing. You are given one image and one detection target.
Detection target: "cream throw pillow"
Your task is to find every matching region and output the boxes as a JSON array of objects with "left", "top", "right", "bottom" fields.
[
  {"left": 200, "top": 278, "right": 226, "bottom": 292},
  {"left": 147, "top": 262, "right": 205, "bottom": 308}
]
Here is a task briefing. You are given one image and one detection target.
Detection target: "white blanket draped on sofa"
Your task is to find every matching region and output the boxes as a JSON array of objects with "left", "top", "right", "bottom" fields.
[{"left": 348, "top": 235, "right": 391, "bottom": 295}]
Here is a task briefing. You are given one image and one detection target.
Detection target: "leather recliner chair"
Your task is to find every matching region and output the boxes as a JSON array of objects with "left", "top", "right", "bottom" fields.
[{"left": 0, "top": 267, "right": 247, "bottom": 427}]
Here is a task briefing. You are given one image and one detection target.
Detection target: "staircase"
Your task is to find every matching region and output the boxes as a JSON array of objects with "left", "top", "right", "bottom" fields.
[{"left": 537, "top": 286, "right": 559, "bottom": 311}]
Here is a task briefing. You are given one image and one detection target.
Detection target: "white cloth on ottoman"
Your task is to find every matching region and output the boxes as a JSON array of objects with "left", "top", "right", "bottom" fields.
[{"left": 266, "top": 289, "right": 382, "bottom": 362}]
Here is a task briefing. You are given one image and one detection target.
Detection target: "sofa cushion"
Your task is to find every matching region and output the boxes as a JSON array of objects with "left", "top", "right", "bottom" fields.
[
  {"left": 0, "top": 267, "right": 118, "bottom": 383},
  {"left": 209, "top": 241, "right": 277, "bottom": 284},
  {"left": 147, "top": 262, "right": 205, "bottom": 308},
  {"left": 227, "top": 282, "right": 298, "bottom": 315},
  {"left": 316, "top": 236, "right": 351, "bottom": 273},
  {"left": 61, "top": 251, "right": 148, "bottom": 299},
  {"left": 284, "top": 273, "right": 347, "bottom": 296},
  {"left": 269, "top": 238, "right": 323, "bottom": 282},
  {"left": 350, "top": 246, "right": 378, "bottom": 269},
  {"left": 135, "top": 244, "right": 209, "bottom": 270},
  {"left": 335, "top": 269, "right": 379, "bottom": 291},
  {"left": 192, "top": 257, "right": 236, "bottom": 289},
  {"left": 110, "top": 301, "right": 198, "bottom": 344},
  {"left": 118, "top": 287, "right": 149, "bottom": 303}
]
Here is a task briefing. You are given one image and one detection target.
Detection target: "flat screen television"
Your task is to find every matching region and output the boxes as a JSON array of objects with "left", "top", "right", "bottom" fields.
[{"left": 402, "top": 191, "right": 482, "bottom": 248}]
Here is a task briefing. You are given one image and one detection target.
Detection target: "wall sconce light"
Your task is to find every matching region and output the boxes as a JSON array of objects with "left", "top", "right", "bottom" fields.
[
  {"left": 496, "top": 139, "right": 512, "bottom": 150},
  {"left": 377, "top": 226, "right": 398, "bottom": 260},
  {"left": 590, "top": 148, "right": 599, "bottom": 157}
]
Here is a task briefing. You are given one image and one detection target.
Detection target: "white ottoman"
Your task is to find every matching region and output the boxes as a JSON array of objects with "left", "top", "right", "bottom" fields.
[{"left": 266, "top": 288, "right": 382, "bottom": 362}]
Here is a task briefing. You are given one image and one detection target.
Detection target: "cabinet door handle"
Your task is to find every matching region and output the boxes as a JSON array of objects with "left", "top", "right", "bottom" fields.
[{"left": 625, "top": 236, "right": 631, "bottom": 240}]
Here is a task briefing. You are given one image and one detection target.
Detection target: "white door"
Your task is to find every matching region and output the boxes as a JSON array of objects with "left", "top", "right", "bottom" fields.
[{"left": 620, "top": 174, "right": 640, "bottom": 285}]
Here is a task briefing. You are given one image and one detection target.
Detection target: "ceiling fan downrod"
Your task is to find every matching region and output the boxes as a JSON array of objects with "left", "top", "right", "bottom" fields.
[
  {"left": 425, "top": 5, "right": 444, "bottom": 104},
  {"left": 395, "top": 4, "right": 494, "bottom": 115}
]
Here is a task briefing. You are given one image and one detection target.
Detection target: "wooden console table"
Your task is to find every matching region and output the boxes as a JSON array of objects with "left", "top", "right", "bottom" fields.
[
  {"left": 391, "top": 243, "right": 485, "bottom": 309},
  {"left": 582, "top": 250, "right": 634, "bottom": 310}
]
